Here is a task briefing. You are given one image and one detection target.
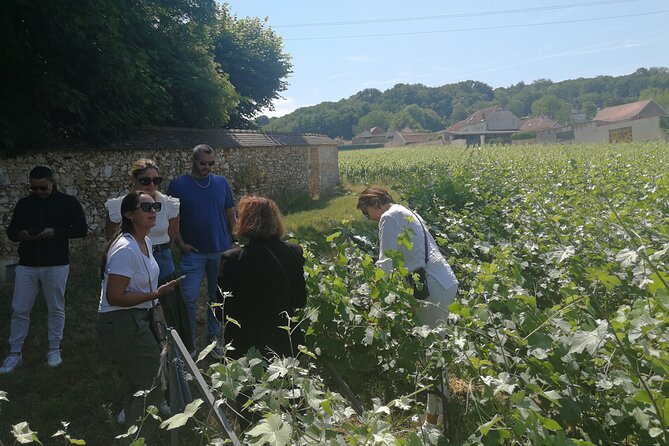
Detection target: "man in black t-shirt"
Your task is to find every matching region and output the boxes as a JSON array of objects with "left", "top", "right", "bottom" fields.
[{"left": 1, "top": 166, "right": 87, "bottom": 373}]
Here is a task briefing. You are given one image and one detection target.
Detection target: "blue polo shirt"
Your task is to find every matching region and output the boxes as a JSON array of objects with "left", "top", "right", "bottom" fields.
[{"left": 167, "top": 174, "right": 235, "bottom": 252}]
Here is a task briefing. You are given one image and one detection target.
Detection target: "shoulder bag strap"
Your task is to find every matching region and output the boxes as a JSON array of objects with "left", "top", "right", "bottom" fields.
[
  {"left": 259, "top": 243, "right": 293, "bottom": 296},
  {"left": 410, "top": 210, "right": 429, "bottom": 268},
  {"left": 135, "top": 235, "right": 157, "bottom": 310}
]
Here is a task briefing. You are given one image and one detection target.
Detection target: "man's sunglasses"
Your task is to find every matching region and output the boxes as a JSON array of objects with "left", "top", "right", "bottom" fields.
[
  {"left": 137, "top": 202, "right": 162, "bottom": 213},
  {"left": 198, "top": 160, "right": 215, "bottom": 167},
  {"left": 137, "top": 176, "right": 163, "bottom": 186},
  {"left": 29, "top": 185, "right": 49, "bottom": 191}
]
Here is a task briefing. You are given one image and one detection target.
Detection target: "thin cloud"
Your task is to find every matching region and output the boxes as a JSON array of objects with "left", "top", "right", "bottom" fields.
[
  {"left": 449, "top": 38, "right": 656, "bottom": 82},
  {"left": 346, "top": 55, "right": 375, "bottom": 62},
  {"left": 330, "top": 72, "right": 355, "bottom": 80}
]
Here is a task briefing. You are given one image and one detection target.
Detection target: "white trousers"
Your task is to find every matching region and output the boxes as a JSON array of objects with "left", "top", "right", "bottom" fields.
[
  {"left": 8, "top": 265, "right": 70, "bottom": 353},
  {"left": 416, "top": 278, "right": 458, "bottom": 419},
  {"left": 416, "top": 277, "right": 458, "bottom": 328}
]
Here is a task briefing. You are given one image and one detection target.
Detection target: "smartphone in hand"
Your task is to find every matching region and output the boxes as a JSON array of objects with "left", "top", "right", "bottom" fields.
[{"left": 174, "top": 274, "right": 187, "bottom": 283}]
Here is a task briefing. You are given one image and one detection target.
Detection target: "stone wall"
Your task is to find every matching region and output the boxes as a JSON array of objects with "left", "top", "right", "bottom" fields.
[{"left": 0, "top": 128, "right": 339, "bottom": 274}]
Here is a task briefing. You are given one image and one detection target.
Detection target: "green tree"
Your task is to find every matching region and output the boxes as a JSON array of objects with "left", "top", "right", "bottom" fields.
[
  {"left": 638, "top": 88, "right": 669, "bottom": 110},
  {"left": 215, "top": 8, "right": 292, "bottom": 128},
  {"left": 581, "top": 101, "right": 599, "bottom": 120},
  {"left": 531, "top": 95, "right": 571, "bottom": 124},
  {"left": 353, "top": 110, "right": 394, "bottom": 135},
  {"left": 390, "top": 105, "right": 443, "bottom": 131},
  {"left": 0, "top": 0, "right": 238, "bottom": 152}
]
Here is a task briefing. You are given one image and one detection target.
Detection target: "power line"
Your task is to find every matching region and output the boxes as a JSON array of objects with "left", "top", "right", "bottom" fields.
[
  {"left": 284, "top": 10, "right": 668, "bottom": 41},
  {"left": 276, "top": 0, "right": 639, "bottom": 28}
]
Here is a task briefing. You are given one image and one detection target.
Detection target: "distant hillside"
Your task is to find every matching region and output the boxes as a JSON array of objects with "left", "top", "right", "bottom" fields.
[{"left": 261, "top": 67, "right": 669, "bottom": 139}]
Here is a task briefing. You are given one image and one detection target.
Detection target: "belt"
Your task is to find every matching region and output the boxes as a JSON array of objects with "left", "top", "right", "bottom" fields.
[{"left": 152, "top": 243, "right": 171, "bottom": 253}]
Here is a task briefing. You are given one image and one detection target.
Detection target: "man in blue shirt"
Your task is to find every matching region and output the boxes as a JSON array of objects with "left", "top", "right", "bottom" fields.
[{"left": 167, "top": 144, "right": 236, "bottom": 353}]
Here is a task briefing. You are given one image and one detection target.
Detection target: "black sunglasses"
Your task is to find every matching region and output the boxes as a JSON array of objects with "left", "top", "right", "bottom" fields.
[
  {"left": 30, "top": 185, "right": 49, "bottom": 191},
  {"left": 361, "top": 205, "right": 370, "bottom": 219},
  {"left": 137, "top": 202, "right": 162, "bottom": 213},
  {"left": 137, "top": 176, "right": 163, "bottom": 186},
  {"left": 198, "top": 160, "right": 215, "bottom": 167}
]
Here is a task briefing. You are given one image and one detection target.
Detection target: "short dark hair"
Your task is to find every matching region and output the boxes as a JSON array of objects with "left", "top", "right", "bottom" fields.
[
  {"left": 29, "top": 166, "right": 54, "bottom": 181},
  {"left": 192, "top": 144, "right": 214, "bottom": 159},
  {"left": 100, "top": 191, "right": 151, "bottom": 279}
]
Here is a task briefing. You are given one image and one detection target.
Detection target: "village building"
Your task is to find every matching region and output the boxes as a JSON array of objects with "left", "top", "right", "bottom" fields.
[
  {"left": 443, "top": 106, "right": 520, "bottom": 146},
  {"left": 512, "top": 116, "right": 562, "bottom": 145},
  {"left": 536, "top": 99, "right": 669, "bottom": 144},
  {"left": 351, "top": 126, "right": 388, "bottom": 145},
  {"left": 385, "top": 128, "right": 439, "bottom": 147}
]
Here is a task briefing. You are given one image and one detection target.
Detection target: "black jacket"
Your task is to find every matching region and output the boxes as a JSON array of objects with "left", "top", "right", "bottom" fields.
[
  {"left": 7, "top": 189, "right": 88, "bottom": 266},
  {"left": 219, "top": 238, "right": 307, "bottom": 359}
]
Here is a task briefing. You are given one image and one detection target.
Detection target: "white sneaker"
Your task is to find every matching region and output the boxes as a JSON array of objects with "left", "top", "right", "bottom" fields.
[
  {"left": 46, "top": 349, "right": 62, "bottom": 368},
  {"left": 0, "top": 354, "right": 22, "bottom": 374}
]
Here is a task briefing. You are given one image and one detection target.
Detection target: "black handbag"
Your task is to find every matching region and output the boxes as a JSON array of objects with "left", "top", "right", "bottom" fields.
[{"left": 407, "top": 210, "right": 430, "bottom": 300}]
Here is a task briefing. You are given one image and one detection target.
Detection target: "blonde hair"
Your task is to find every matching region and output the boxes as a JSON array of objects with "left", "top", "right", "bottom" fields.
[
  {"left": 129, "top": 158, "right": 160, "bottom": 180},
  {"left": 235, "top": 196, "right": 285, "bottom": 240},
  {"left": 357, "top": 186, "right": 395, "bottom": 210}
]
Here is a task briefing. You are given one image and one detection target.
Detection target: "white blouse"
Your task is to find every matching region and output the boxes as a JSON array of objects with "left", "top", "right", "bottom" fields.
[
  {"left": 105, "top": 192, "right": 179, "bottom": 245},
  {"left": 376, "top": 204, "right": 458, "bottom": 291},
  {"left": 98, "top": 234, "right": 160, "bottom": 313}
]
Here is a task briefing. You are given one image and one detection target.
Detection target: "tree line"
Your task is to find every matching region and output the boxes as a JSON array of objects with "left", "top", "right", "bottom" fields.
[
  {"left": 0, "top": 0, "right": 291, "bottom": 153},
  {"left": 261, "top": 67, "right": 669, "bottom": 139}
]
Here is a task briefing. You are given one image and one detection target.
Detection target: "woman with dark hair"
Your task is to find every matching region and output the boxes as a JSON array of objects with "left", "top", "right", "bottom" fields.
[
  {"left": 97, "top": 191, "right": 183, "bottom": 426},
  {"left": 218, "top": 196, "right": 307, "bottom": 360},
  {"left": 357, "top": 186, "right": 458, "bottom": 436},
  {"left": 104, "top": 159, "right": 193, "bottom": 352}
]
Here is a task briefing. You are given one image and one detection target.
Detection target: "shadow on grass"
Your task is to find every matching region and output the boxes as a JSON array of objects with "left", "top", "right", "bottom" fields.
[{"left": 274, "top": 186, "right": 352, "bottom": 215}]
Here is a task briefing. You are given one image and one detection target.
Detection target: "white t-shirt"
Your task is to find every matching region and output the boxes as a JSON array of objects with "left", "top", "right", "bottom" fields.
[
  {"left": 98, "top": 234, "right": 160, "bottom": 313},
  {"left": 105, "top": 192, "right": 180, "bottom": 245},
  {"left": 376, "top": 204, "right": 458, "bottom": 290}
]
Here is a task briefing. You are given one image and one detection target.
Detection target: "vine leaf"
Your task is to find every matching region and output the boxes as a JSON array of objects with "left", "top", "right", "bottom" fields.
[
  {"left": 246, "top": 413, "right": 292, "bottom": 446},
  {"left": 159, "top": 399, "right": 203, "bottom": 430},
  {"left": 568, "top": 321, "right": 610, "bottom": 355}
]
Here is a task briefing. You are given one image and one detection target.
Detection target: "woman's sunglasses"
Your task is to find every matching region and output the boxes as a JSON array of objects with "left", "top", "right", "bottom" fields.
[
  {"left": 137, "top": 202, "right": 162, "bottom": 213},
  {"left": 137, "top": 176, "right": 163, "bottom": 186}
]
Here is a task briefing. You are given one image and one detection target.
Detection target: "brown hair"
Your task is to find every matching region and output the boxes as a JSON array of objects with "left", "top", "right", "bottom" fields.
[
  {"left": 357, "top": 186, "right": 395, "bottom": 210},
  {"left": 235, "top": 196, "right": 285, "bottom": 240},
  {"left": 129, "top": 158, "right": 160, "bottom": 180}
]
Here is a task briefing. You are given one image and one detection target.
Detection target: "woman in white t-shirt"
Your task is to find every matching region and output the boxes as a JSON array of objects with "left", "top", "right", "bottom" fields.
[
  {"left": 104, "top": 159, "right": 193, "bottom": 352},
  {"left": 98, "top": 191, "right": 182, "bottom": 426},
  {"left": 357, "top": 186, "right": 459, "bottom": 436}
]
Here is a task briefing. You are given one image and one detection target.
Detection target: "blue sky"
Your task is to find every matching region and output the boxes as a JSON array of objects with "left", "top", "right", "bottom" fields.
[{"left": 224, "top": 0, "right": 669, "bottom": 117}]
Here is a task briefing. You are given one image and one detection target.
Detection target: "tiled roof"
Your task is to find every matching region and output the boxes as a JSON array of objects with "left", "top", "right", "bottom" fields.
[
  {"left": 519, "top": 116, "right": 562, "bottom": 132},
  {"left": 593, "top": 99, "right": 653, "bottom": 123},
  {"left": 105, "top": 128, "right": 335, "bottom": 150},
  {"left": 369, "top": 126, "right": 385, "bottom": 135},
  {"left": 445, "top": 106, "right": 502, "bottom": 132},
  {"left": 355, "top": 130, "right": 374, "bottom": 138}
]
